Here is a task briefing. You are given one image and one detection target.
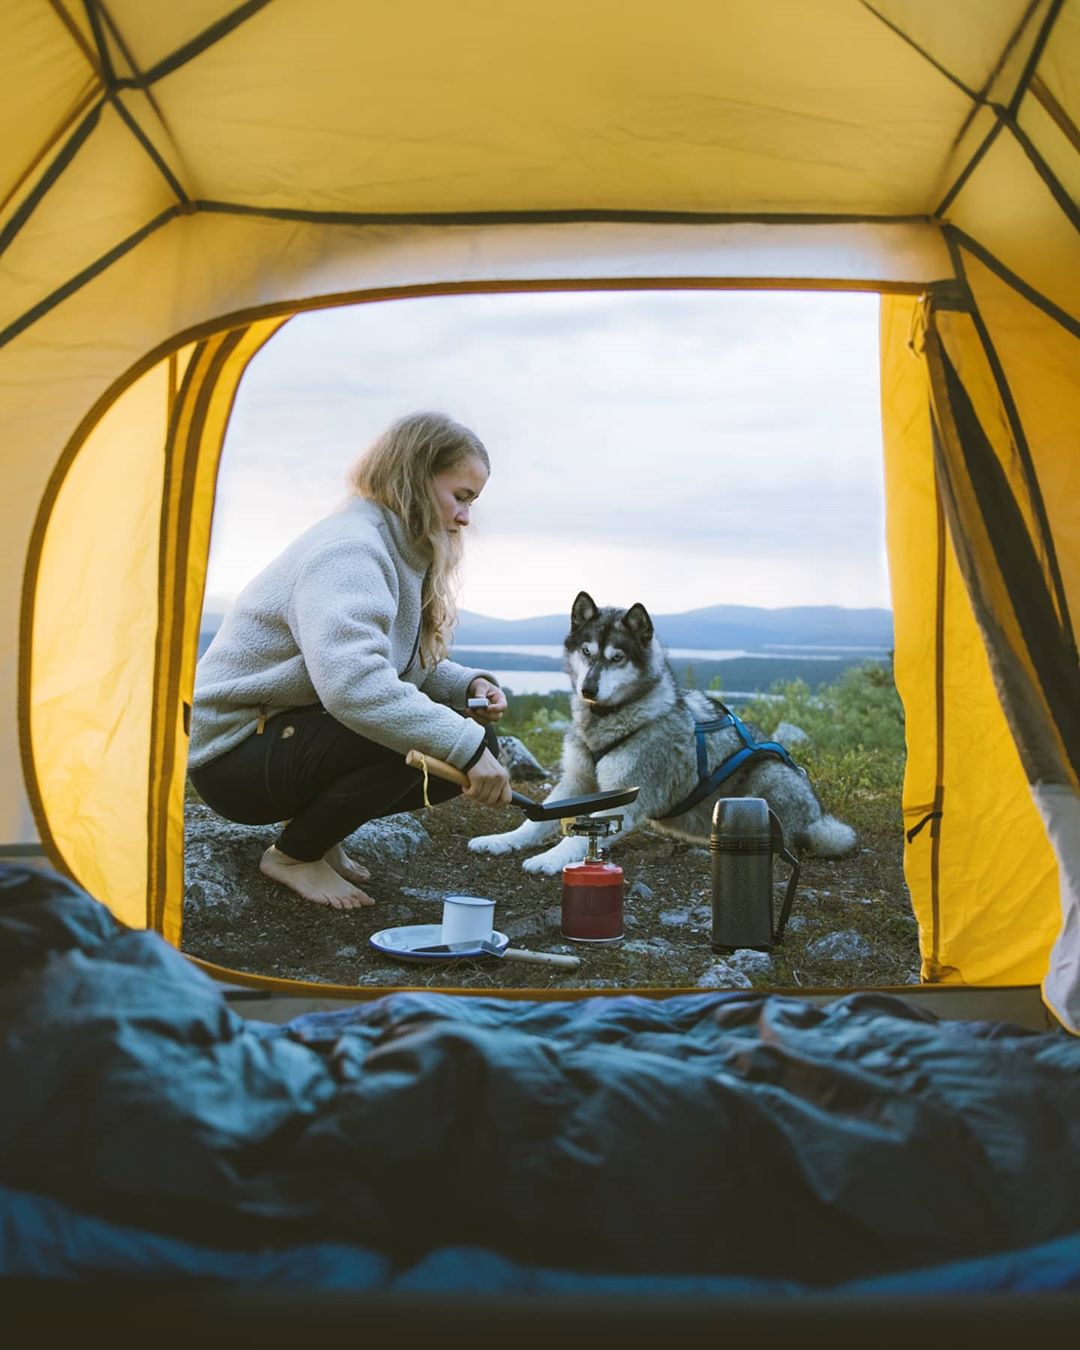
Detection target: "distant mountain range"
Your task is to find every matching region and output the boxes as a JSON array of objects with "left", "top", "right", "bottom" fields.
[
  {"left": 452, "top": 604, "right": 893, "bottom": 651},
  {"left": 199, "top": 602, "right": 893, "bottom": 660}
]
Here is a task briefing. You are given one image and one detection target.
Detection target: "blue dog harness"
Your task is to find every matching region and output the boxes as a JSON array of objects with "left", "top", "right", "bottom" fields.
[
  {"left": 591, "top": 700, "right": 800, "bottom": 821},
  {"left": 659, "top": 704, "right": 801, "bottom": 819}
]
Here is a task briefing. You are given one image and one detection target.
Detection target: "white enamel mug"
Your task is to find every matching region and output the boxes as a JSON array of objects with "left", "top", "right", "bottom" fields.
[{"left": 441, "top": 894, "right": 496, "bottom": 945}]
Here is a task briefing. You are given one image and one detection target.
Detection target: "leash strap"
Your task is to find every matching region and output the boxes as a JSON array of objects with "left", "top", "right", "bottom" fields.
[{"left": 590, "top": 724, "right": 645, "bottom": 764}]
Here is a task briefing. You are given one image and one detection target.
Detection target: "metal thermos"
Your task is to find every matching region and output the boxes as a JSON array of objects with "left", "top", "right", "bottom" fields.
[{"left": 710, "top": 797, "right": 800, "bottom": 952}]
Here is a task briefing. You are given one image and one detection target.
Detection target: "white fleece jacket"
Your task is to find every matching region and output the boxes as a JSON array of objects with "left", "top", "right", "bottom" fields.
[{"left": 188, "top": 498, "right": 496, "bottom": 772}]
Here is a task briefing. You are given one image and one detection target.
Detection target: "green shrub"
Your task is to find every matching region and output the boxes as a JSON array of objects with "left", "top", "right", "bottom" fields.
[
  {"left": 497, "top": 690, "right": 571, "bottom": 772},
  {"left": 731, "top": 660, "right": 905, "bottom": 755},
  {"left": 724, "top": 661, "right": 906, "bottom": 833}
]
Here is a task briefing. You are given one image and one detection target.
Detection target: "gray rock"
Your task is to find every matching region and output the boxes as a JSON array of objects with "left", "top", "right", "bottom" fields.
[
  {"left": 344, "top": 812, "right": 430, "bottom": 862},
  {"left": 659, "top": 908, "right": 691, "bottom": 927},
  {"left": 772, "top": 721, "right": 809, "bottom": 746},
  {"left": 400, "top": 885, "right": 444, "bottom": 902},
  {"left": 183, "top": 801, "right": 277, "bottom": 921},
  {"left": 785, "top": 914, "right": 808, "bottom": 932},
  {"left": 627, "top": 878, "right": 654, "bottom": 901},
  {"left": 695, "top": 962, "right": 753, "bottom": 990},
  {"left": 621, "top": 937, "right": 676, "bottom": 957},
  {"left": 806, "top": 929, "right": 874, "bottom": 961},
  {"left": 503, "top": 913, "right": 548, "bottom": 940},
  {"left": 334, "top": 945, "right": 360, "bottom": 958},
  {"left": 728, "top": 948, "right": 774, "bottom": 976},
  {"left": 183, "top": 800, "right": 430, "bottom": 922},
  {"left": 497, "top": 735, "right": 548, "bottom": 780}
]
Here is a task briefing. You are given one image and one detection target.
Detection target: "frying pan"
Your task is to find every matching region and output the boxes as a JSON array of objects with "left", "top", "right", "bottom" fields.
[{"left": 405, "top": 749, "right": 639, "bottom": 820}]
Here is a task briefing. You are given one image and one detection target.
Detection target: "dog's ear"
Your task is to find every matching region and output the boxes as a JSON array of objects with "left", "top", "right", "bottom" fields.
[
  {"left": 623, "top": 602, "right": 654, "bottom": 644},
  {"left": 571, "top": 591, "right": 600, "bottom": 628}
]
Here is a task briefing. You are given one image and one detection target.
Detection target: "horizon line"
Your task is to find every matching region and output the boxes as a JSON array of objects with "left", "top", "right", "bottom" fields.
[{"left": 202, "top": 596, "right": 894, "bottom": 620}]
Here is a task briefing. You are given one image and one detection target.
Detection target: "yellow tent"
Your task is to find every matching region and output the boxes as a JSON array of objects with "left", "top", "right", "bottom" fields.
[{"left": 3, "top": 0, "right": 1077, "bottom": 1028}]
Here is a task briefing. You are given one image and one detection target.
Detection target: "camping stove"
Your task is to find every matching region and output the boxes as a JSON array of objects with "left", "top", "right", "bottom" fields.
[{"left": 560, "top": 815, "right": 624, "bottom": 944}]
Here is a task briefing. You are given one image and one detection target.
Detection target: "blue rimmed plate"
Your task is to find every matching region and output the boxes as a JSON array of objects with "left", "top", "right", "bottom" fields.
[{"left": 369, "top": 924, "right": 510, "bottom": 963}]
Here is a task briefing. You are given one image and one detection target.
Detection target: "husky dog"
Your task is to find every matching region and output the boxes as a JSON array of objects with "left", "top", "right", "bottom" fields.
[{"left": 469, "top": 592, "right": 856, "bottom": 875}]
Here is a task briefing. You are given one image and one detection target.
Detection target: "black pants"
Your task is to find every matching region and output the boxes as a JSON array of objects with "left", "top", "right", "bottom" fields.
[{"left": 188, "top": 705, "right": 499, "bottom": 861}]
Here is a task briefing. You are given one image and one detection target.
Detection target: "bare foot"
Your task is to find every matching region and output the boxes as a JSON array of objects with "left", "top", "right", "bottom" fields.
[
  {"left": 259, "top": 845, "right": 374, "bottom": 909},
  {"left": 323, "top": 843, "right": 371, "bottom": 886}
]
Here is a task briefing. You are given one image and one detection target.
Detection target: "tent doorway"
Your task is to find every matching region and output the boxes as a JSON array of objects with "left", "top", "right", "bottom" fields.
[{"left": 187, "top": 287, "right": 904, "bottom": 996}]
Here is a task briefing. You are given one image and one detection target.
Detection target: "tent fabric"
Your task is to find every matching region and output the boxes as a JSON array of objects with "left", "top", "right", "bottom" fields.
[
  {"left": 1, "top": 1, "right": 1078, "bottom": 1022},
  {"left": 3, "top": 864, "right": 1080, "bottom": 1288},
  {"left": 879, "top": 294, "right": 1062, "bottom": 988}
]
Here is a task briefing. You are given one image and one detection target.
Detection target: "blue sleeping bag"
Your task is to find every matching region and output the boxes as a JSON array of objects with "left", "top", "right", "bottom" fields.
[{"left": 1, "top": 863, "right": 1079, "bottom": 1291}]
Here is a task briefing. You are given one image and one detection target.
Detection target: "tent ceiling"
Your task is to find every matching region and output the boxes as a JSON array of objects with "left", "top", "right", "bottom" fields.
[
  {"left": 2, "top": 0, "right": 1055, "bottom": 222},
  {"left": 2, "top": 0, "right": 1071, "bottom": 365}
]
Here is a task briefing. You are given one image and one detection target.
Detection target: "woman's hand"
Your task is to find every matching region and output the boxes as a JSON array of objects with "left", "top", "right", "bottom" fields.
[
  {"left": 467, "top": 676, "right": 507, "bottom": 725},
  {"left": 463, "top": 747, "right": 512, "bottom": 807}
]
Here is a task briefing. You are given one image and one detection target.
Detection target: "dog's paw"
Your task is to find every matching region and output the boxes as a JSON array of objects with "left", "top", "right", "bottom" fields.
[
  {"left": 522, "top": 837, "right": 589, "bottom": 874},
  {"left": 468, "top": 833, "right": 521, "bottom": 856}
]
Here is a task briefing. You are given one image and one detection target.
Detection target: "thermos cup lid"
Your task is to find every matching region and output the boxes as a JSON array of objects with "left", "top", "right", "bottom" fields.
[{"left": 710, "top": 797, "right": 773, "bottom": 851}]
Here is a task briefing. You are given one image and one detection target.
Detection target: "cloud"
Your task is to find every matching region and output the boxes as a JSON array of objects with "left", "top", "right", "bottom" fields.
[{"left": 208, "top": 289, "right": 889, "bottom": 614}]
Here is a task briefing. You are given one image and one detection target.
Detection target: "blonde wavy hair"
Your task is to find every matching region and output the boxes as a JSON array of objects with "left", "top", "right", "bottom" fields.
[{"left": 347, "top": 412, "right": 489, "bottom": 665}]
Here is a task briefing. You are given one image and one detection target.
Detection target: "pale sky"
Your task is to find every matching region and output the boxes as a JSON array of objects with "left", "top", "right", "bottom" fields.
[{"left": 206, "top": 288, "right": 890, "bottom": 621}]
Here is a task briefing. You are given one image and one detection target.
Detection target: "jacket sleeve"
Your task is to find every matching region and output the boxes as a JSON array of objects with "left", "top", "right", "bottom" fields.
[
  {"left": 288, "top": 539, "right": 486, "bottom": 770},
  {"left": 419, "top": 657, "right": 500, "bottom": 709}
]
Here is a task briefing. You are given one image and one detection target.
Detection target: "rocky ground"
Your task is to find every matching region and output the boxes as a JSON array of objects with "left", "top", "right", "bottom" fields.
[{"left": 182, "top": 741, "right": 919, "bottom": 992}]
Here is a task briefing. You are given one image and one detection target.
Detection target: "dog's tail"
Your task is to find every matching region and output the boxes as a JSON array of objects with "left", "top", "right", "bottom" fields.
[{"left": 801, "top": 814, "right": 857, "bottom": 858}]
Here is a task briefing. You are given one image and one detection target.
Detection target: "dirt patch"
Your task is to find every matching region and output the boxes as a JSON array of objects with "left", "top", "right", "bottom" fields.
[{"left": 181, "top": 774, "right": 919, "bottom": 993}]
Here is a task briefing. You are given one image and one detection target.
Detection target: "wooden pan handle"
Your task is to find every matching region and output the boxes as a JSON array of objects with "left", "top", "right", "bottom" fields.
[
  {"left": 501, "top": 949, "right": 582, "bottom": 969},
  {"left": 405, "top": 748, "right": 470, "bottom": 788}
]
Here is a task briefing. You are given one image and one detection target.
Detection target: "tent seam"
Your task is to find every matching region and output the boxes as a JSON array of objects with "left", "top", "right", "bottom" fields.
[
  {"left": 81, "top": 0, "right": 116, "bottom": 88},
  {"left": 1031, "top": 74, "right": 1080, "bottom": 156},
  {"left": 97, "top": 1, "right": 196, "bottom": 204},
  {"left": 0, "top": 98, "right": 106, "bottom": 258},
  {"left": 999, "top": 106, "right": 1080, "bottom": 233},
  {"left": 1007, "top": 0, "right": 1066, "bottom": 117},
  {"left": 192, "top": 200, "right": 937, "bottom": 228},
  {"left": 149, "top": 339, "right": 209, "bottom": 932},
  {"left": 150, "top": 329, "right": 249, "bottom": 935},
  {"left": 0, "top": 205, "right": 183, "bottom": 351},
  {"left": 46, "top": 0, "right": 100, "bottom": 74},
  {"left": 106, "top": 91, "right": 190, "bottom": 204},
  {"left": 943, "top": 234, "right": 1078, "bottom": 660},
  {"left": 948, "top": 0, "right": 1042, "bottom": 151},
  {"left": 856, "top": 2, "right": 978, "bottom": 101},
  {"left": 929, "top": 337, "right": 1080, "bottom": 788},
  {"left": 113, "top": 0, "right": 275, "bottom": 91},
  {"left": 934, "top": 119, "right": 1006, "bottom": 218},
  {"left": 0, "top": 258, "right": 929, "bottom": 356},
  {"left": 943, "top": 226, "right": 1080, "bottom": 339},
  {"left": 149, "top": 338, "right": 236, "bottom": 932}
]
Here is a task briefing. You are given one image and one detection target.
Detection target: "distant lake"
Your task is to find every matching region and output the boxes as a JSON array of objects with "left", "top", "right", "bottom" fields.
[
  {"left": 453, "top": 644, "right": 867, "bottom": 662},
  {"left": 452, "top": 643, "right": 890, "bottom": 698}
]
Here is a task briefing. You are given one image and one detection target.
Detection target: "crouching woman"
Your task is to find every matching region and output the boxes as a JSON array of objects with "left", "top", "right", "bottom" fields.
[{"left": 187, "top": 411, "right": 511, "bottom": 909}]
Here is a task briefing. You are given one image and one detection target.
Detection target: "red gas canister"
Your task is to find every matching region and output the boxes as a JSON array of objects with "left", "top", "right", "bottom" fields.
[
  {"left": 561, "top": 858, "right": 624, "bottom": 943},
  {"left": 560, "top": 815, "right": 625, "bottom": 944}
]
